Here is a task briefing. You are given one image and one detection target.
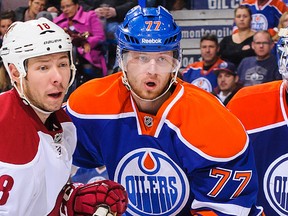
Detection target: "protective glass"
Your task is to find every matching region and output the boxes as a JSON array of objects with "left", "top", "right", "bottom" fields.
[{"left": 121, "top": 50, "right": 180, "bottom": 74}]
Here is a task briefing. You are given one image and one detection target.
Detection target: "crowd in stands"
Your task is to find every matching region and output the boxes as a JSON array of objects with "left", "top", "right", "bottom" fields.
[
  {"left": 0, "top": 0, "right": 286, "bottom": 102},
  {"left": 1, "top": 1, "right": 288, "bottom": 215},
  {"left": 181, "top": 0, "right": 287, "bottom": 105}
]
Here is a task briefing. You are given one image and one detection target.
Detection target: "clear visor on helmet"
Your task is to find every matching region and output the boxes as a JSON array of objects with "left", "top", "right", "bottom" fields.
[{"left": 121, "top": 49, "right": 181, "bottom": 74}]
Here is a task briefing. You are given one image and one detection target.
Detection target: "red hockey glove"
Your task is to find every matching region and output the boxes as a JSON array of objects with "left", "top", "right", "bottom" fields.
[{"left": 60, "top": 180, "right": 128, "bottom": 216}]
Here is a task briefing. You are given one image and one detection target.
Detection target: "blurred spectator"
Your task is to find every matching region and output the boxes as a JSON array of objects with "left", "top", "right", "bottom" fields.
[
  {"left": 0, "top": 61, "right": 11, "bottom": 93},
  {"left": 0, "top": 10, "right": 15, "bottom": 93},
  {"left": 46, "top": 0, "right": 61, "bottom": 16},
  {"left": 54, "top": 0, "right": 106, "bottom": 89},
  {"left": 237, "top": 30, "right": 281, "bottom": 86},
  {"left": 162, "top": 0, "right": 187, "bottom": 10},
  {"left": 238, "top": 0, "right": 288, "bottom": 37},
  {"left": 182, "top": 34, "right": 225, "bottom": 92},
  {"left": 219, "top": 5, "right": 256, "bottom": 68},
  {"left": 273, "top": 11, "right": 288, "bottom": 42},
  {"left": 78, "top": 0, "right": 137, "bottom": 38},
  {"left": 212, "top": 62, "right": 242, "bottom": 106},
  {"left": 139, "top": 0, "right": 188, "bottom": 10},
  {"left": 78, "top": 0, "right": 137, "bottom": 72},
  {"left": 14, "top": 0, "right": 46, "bottom": 21},
  {"left": 0, "top": 10, "right": 16, "bottom": 46}
]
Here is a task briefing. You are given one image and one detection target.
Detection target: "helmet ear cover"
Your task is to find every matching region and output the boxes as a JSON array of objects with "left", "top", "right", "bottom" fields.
[{"left": 0, "top": 17, "right": 76, "bottom": 84}]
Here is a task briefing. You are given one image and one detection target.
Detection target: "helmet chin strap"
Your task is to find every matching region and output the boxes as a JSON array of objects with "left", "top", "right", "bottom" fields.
[
  {"left": 14, "top": 64, "right": 76, "bottom": 116},
  {"left": 15, "top": 75, "right": 53, "bottom": 115}
]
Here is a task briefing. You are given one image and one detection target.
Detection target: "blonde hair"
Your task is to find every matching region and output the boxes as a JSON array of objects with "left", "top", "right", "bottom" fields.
[{"left": 273, "top": 12, "right": 288, "bottom": 42}]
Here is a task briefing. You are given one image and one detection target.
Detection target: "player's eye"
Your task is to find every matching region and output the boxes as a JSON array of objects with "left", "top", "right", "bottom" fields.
[
  {"left": 138, "top": 55, "right": 149, "bottom": 63},
  {"left": 39, "top": 65, "right": 48, "bottom": 71},
  {"left": 59, "top": 62, "right": 69, "bottom": 68}
]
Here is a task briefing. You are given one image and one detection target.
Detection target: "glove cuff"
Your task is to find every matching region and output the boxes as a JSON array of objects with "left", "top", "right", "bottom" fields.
[{"left": 60, "top": 183, "right": 84, "bottom": 216}]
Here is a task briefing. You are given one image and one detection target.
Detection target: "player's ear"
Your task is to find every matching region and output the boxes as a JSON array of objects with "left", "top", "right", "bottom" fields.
[
  {"left": 235, "top": 75, "right": 239, "bottom": 83},
  {"left": 9, "top": 64, "right": 21, "bottom": 83}
]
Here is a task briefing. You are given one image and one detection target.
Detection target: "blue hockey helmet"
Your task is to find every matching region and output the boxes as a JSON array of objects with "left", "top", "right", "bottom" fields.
[
  {"left": 116, "top": 5, "right": 181, "bottom": 54},
  {"left": 117, "top": 6, "right": 182, "bottom": 102}
]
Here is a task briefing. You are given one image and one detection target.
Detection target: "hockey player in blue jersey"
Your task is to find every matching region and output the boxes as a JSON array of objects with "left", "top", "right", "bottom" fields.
[
  {"left": 67, "top": 5, "right": 263, "bottom": 215},
  {"left": 228, "top": 27, "right": 288, "bottom": 215}
]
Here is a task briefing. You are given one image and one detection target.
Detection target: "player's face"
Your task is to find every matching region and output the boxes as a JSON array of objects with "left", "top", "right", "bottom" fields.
[
  {"left": 217, "top": 71, "right": 238, "bottom": 92},
  {"left": 200, "top": 40, "right": 219, "bottom": 65},
  {"left": 23, "top": 52, "right": 71, "bottom": 112},
  {"left": 0, "top": 18, "right": 13, "bottom": 36},
  {"left": 234, "top": 8, "right": 251, "bottom": 30},
  {"left": 252, "top": 32, "right": 274, "bottom": 60},
  {"left": 124, "top": 51, "right": 176, "bottom": 100}
]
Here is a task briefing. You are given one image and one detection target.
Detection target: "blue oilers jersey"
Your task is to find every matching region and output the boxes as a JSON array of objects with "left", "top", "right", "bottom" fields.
[
  {"left": 228, "top": 80, "right": 288, "bottom": 215},
  {"left": 71, "top": 166, "right": 108, "bottom": 183},
  {"left": 239, "top": 0, "right": 288, "bottom": 35},
  {"left": 182, "top": 58, "right": 224, "bottom": 93},
  {"left": 67, "top": 72, "right": 263, "bottom": 216}
]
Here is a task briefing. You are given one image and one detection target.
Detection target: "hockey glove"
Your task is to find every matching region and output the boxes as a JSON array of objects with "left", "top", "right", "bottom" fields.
[{"left": 60, "top": 180, "right": 128, "bottom": 216}]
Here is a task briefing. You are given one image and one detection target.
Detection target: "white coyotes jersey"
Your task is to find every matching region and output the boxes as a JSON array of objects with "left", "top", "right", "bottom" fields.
[{"left": 0, "top": 89, "right": 76, "bottom": 215}]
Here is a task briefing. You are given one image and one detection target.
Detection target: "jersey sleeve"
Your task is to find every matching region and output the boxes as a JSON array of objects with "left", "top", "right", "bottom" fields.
[{"left": 67, "top": 110, "right": 105, "bottom": 168}]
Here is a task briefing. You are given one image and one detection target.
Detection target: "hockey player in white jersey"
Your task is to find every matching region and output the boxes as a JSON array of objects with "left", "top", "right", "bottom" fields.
[{"left": 0, "top": 17, "right": 127, "bottom": 215}]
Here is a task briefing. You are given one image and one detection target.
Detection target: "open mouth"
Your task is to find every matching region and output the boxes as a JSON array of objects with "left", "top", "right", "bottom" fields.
[
  {"left": 146, "top": 81, "right": 156, "bottom": 87},
  {"left": 48, "top": 92, "right": 62, "bottom": 98}
]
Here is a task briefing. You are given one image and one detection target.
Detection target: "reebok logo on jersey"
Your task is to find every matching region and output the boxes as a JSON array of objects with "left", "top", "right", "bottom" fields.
[
  {"left": 141, "top": 38, "right": 162, "bottom": 44},
  {"left": 114, "top": 148, "right": 189, "bottom": 216}
]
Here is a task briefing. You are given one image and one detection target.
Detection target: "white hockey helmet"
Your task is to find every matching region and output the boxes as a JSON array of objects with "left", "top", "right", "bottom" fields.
[{"left": 0, "top": 17, "right": 76, "bottom": 84}]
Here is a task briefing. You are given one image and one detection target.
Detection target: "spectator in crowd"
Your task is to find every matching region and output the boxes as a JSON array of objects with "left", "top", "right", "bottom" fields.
[
  {"left": 0, "top": 10, "right": 16, "bottom": 46},
  {"left": 46, "top": 0, "right": 61, "bottom": 16},
  {"left": 0, "top": 10, "right": 15, "bottom": 93},
  {"left": 182, "top": 34, "right": 225, "bottom": 92},
  {"left": 66, "top": 6, "right": 263, "bottom": 215},
  {"left": 78, "top": 0, "right": 138, "bottom": 72},
  {"left": 237, "top": 30, "right": 281, "bottom": 86},
  {"left": 142, "top": 0, "right": 189, "bottom": 10},
  {"left": 271, "top": 11, "right": 288, "bottom": 56},
  {"left": 219, "top": 5, "right": 255, "bottom": 68},
  {"left": 0, "top": 17, "right": 127, "bottom": 216},
  {"left": 14, "top": 0, "right": 46, "bottom": 21},
  {"left": 0, "top": 61, "right": 11, "bottom": 93},
  {"left": 273, "top": 11, "right": 288, "bottom": 42},
  {"left": 238, "top": 0, "right": 288, "bottom": 37},
  {"left": 213, "top": 61, "right": 242, "bottom": 106},
  {"left": 226, "top": 26, "right": 288, "bottom": 216},
  {"left": 54, "top": 0, "right": 106, "bottom": 89}
]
